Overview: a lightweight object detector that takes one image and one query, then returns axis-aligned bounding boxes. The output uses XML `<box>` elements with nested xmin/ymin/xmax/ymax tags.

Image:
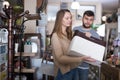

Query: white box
<box><xmin>68</xmin><ymin>32</ymin><xmax>106</xmax><ymax>62</ymax></box>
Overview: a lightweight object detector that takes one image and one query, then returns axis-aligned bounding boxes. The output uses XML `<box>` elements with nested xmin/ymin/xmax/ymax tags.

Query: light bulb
<box><xmin>3</xmin><ymin>1</ymin><xmax>10</xmax><ymax>8</ymax></box>
<box><xmin>71</xmin><ymin>1</ymin><xmax>80</xmax><ymax>9</ymax></box>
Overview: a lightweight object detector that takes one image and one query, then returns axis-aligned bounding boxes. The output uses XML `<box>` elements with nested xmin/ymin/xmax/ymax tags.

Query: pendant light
<box><xmin>3</xmin><ymin>0</ymin><xmax>10</xmax><ymax>8</ymax></box>
<box><xmin>71</xmin><ymin>0</ymin><xmax>80</xmax><ymax>9</ymax></box>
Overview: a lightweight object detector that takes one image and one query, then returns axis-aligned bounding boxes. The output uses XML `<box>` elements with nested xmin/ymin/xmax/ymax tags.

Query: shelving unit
<box><xmin>15</xmin><ymin>52</ymin><xmax>37</xmax><ymax>57</ymax></box>
<box><xmin>14</xmin><ymin>51</ymin><xmax>38</xmax><ymax>80</ymax></box>
<box><xmin>13</xmin><ymin>33</ymin><xmax>41</xmax><ymax>80</ymax></box>
<box><xmin>14</xmin><ymin>68</ymin><xmax>36</xmax><ymax>73</ymax></box>
<box><xmin>0</xmin><ymin>2</ymin><xmax>41</xmax><ymax>79</ymax></box>
<box><xmin>0</xmin><ymin>44</ymin><xmax>8</xmax><ymax>80</ymax></box>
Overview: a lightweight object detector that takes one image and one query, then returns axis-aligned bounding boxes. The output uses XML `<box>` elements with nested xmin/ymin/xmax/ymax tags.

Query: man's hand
<box><xmin>85</xmin><ymin>32</ymin><xmax>91</xmax><ymax>38</ymax></box>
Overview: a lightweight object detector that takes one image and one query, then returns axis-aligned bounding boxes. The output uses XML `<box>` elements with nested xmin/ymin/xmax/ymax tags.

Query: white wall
<box><xmin>79</xmin><ymin>2</ymin><xmax>102</xmax><ymax>24</ymax></box>
<box><xmin>24</xmin><ymin>0</ymin><xmax>37</xmax><ymax>33</ymax></box>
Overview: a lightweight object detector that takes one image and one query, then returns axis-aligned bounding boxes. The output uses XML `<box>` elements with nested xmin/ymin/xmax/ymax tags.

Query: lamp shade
<box><xmin>71</xmin><ymin>1</ymin><xmax>80</xmax><ymax>9</ymax></box>
<box><xmin>102</xmin><ymin>16</ymin><xmax>107</xmax><ymax>22</ymax></box>
<box><xmin>3</xmin><ymin>1</ymin><xmax>10</xmax><ymax>8</ymax></box>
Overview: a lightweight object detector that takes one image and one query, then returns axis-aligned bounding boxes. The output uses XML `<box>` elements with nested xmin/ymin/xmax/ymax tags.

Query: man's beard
<box><xmin>83</xmin><ymin>23</ymin><xmax>91</xmax><ymax>28</ymax></box>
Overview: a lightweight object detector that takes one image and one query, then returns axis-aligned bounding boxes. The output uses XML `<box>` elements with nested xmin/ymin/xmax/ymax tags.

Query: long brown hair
<box><xmin>51</xmin><ymin>9</ymin><xmax>72</xmax><ymax>40</ymax></box>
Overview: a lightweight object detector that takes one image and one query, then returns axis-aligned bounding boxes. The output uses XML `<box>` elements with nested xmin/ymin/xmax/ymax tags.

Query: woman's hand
<box><xmin>82</xmin><ymin>56</ymin><xmax>96</xmax><ymax>62</ymax></box>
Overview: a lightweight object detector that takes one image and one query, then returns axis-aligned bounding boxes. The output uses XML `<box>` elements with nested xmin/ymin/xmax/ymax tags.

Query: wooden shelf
<box><xmin>15</xmin><ymin>52</ymin><xmax>37</xmax><ymax>56</ymax></box>
<box><xmin>14</xmin><ymin>68</ymin><xmax>36</xmax><ymax>73</ymax></box>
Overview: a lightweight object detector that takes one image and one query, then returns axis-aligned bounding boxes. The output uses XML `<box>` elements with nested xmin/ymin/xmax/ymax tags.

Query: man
<box><xmin>73</xmin><ymin>10</ymin><xmax>101</xmax><ymax>39</ymax></box>
<box><xmin>73</xmin><ymin>10</ymin><xmax>101</xmax><ymax>80</ymax></box>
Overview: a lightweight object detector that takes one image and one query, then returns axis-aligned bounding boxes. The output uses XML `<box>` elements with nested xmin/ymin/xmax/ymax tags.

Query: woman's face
<box><xmin>62</xmin><ymin>12</ymin><xmax>72</xmax><ymax>27</ymax></box>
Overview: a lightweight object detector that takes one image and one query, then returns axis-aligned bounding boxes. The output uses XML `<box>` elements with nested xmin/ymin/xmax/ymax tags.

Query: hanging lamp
<box><xmin>3</xmin><ymin>0</ymin><xmax>10</xmax><ymax>8</ymax></box>
<box><xmin>71</xmin><ymin>0</ymin><xmax>80</xmax><ymax>9</ymax></box>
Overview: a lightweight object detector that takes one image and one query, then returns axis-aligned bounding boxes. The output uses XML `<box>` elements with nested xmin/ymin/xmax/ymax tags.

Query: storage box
<box><xmin>68</xmin><ymin>31</ymin><xmax>106</xmax><ymax>61</ymax></box>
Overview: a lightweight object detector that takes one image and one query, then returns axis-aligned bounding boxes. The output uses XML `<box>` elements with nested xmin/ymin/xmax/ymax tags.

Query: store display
<box><xmin>0</xmin><ymin>44</ymin><xmax>7</xmax><ymax>80</ymax></box>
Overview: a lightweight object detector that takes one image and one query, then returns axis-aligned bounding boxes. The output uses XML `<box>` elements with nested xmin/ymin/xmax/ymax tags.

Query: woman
<box><xmin>51</xmin><ymin>9</ymin><xmax>94</xmax><ymax>80</ymax></box>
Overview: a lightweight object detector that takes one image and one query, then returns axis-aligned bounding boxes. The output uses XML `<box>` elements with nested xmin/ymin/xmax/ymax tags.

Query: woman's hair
<box><xmin>51</xmin><ymin>9</ymin><xmax>72</xmax><ymax>40</ymax></box>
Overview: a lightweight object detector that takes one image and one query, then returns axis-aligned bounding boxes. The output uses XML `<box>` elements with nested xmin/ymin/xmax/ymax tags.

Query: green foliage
<box><xmin>13</xmin><ymin>5</ymin><xmax>23</xmax><ymax>13</ymax></box>
<box><xmin>7</xmin><ymin>0</ymin><xmax>23</xmax><ymax>6</ymax></box>
<box><xmin>6</xmin><ymin>0</ymin><xmax>24</xmax><ymax>13</ymax></box>
<box><xmin>91</xmin><ymin>24</ymin><xmax>101</xmax><ymax>30</ymax></box>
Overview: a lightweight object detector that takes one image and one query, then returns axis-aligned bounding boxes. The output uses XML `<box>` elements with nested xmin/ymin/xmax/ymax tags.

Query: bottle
<box><xmin>15</xmin><ymin>75</ymin><xmax>19</xmax><ymax>80</ymax></box>
<box><xmin>15</xmin><ymin>43</ymin><xmax>19</xmax><ymax>53</ymax></box>
<box><xmin>24</xmin><ymin>40</ymin><xmax>32</xmax><ymax>53</ymax></box>
<box><xmin>0</xmin><ymin>28</ymin><xmax>8</xmax><ymax>43</ymax></box>
<box><xmin>22</xmin><ymin>75</ymin><xmax>27</xmax><ymax>80</ymax></box>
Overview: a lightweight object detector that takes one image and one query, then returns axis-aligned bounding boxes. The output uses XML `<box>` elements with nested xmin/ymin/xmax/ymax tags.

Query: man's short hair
<box><xmin>83</xmin><ymin>10</ymin><xmax>94</xmax><ymax>17</ymax></box>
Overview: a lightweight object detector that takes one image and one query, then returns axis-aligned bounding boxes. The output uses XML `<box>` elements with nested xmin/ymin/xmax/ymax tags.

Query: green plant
<box><xmin>6</xmin><ymin>0</ymin><xmax>24</xmax><ymax>13</ymax></box>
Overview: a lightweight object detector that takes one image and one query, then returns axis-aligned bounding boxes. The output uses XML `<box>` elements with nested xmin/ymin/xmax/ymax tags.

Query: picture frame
<box><xmin>76</xmin><ymin>5</ymin><xmax>96</xmax><ymax>20</ymax></box>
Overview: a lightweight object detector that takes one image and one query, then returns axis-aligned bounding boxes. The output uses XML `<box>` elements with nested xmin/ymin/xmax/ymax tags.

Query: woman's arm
<box><xmin>51</xmin><ymin>33</ymin><xmax>91</xmax><ymax>64</ymax></box>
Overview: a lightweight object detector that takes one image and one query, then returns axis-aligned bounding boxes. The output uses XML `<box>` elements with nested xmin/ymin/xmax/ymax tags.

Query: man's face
<box><xmin>82</xmin><ymin>15</ymin><xmax>94</xmax><ymax>28</ymax></box>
